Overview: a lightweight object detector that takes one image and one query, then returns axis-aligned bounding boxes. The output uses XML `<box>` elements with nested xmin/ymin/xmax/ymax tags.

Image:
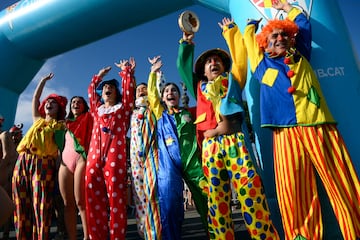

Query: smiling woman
<box><xmin>12</xmin><ymin>73</ymin><xmax>67</xmax><ymax>239</ymax></box>
<box><xmin>147</xmin><ymin>55</ymin><xmax>208</xmax><ymax>239</ymax></box>
<box><xmin>58</xmin><ymin>95</ymin><xmax>93</xmax><ymax>240</ymax></box>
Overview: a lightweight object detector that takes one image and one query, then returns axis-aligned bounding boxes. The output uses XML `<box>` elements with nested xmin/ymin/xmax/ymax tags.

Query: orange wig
<box><xmin>256</xmin><ymin>19</ymin><xmax>299</xmax><ymax>50</ymax></box>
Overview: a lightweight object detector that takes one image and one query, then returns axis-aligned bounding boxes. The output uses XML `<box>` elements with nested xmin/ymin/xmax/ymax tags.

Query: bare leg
<box><xmin>74</xmin><ymin>156</ymin><xmax>88</xmax><ymax>239</ymax></box>
<box><xmin>58</xmin><ymin>164</ymin><xmax>77</xmax><ymax>240</ymax></box>
<box><xmin>0</xmin><ymin>185</ymin><xmax>14</xmax><ymax>240</ymax></box>
<box><xmin>1</xmin><ymin>185</ymin><xmax>14</xmax><ymax>240</ymax></box>
<box><xmin>187</xmin><ymin>190</ymin><xmax>193</xmax><ymax>206</ymax></box>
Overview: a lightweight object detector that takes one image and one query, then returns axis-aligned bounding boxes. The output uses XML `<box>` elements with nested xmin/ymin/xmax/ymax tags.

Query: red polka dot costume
<box><xmin>85</xmin><ymin>67</ymin><xmax>135</xmax><ymax>240</ymax></box>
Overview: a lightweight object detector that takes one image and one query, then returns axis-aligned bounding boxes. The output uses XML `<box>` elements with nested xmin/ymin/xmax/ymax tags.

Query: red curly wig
<box><xmin>256</xmin><ymin>19</ymin><xmax>299</xmax><ymax>50</ymax></box>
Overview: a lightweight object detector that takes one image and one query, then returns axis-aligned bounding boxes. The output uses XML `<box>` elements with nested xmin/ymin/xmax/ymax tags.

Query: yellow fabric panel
<box><xmin>16</xmin><ymin>118</ymin><xmax>63</xmax><ymax>158</ymax></box>
<box><xmin>194</xmin><ymin>112</ymin><xmax>206</xmax><ymax>124</ymax></box>
<box><xmin>262</xmin><ymin>68</ymin><xmax>278</xmax><ymax>87</ymax></box>
<box><xmin>202</xmin><ymin>75</ymin><xmax>228</xmax><ymax>123</ymax></box>
<box><xmin>222</xmin><ymin>24</ymin><xmax>247</xmax><ymax>89</ymax></box>
<box><xmin>287</xmin><ymin>7</ymin><xmax>302</xmax><ymax>21</ymax></box>
<box><xmin>243</xmin><ymin>24</ymin><xmax>264</xmax><ymax>73</ymax></box>
<box><xmin>147</xmin><ymin>71</ymin><xmax>164</xmax><ymax>120</ymax></box>
<box><xmin>290</xmin><ymin>59</ymin><xmax>335</xmax><ymax>124</ymax></box>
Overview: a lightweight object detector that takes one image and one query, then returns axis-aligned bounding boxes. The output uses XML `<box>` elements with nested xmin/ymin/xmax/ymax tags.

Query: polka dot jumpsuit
<box><xmin>85</xmin><ymin>68</ymin><xmax>134</xmax><ymax>240</ymax></box>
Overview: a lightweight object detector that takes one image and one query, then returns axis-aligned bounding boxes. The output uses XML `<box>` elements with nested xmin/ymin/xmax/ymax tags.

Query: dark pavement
<box><xmin>126</xmin><ymin>207</ymin><xmax>251</xmax><ymax>240</ymax></box>
<box><xmin>0</xmin><ymin>207</ymin><xmax>251</xmax><ymax>240</ymax></box>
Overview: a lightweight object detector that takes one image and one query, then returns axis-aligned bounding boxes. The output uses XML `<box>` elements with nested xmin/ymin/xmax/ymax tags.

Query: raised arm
<box><xmin>147</xmin><ymin>56</ymin><xmax>164</xmax><ymax>120</ymax></box>
<box><xmin>32</xmin><ymin>73</ymin><xmax>53</xmax><ymax>122</ymax></box>
<box><xmin>115</xmin><ymin>57</ymin><xmax>136</xmax><ymax>123</ymax></box>
<box><xmin>219</xmin><ymin>17</ymin><xmax>248</xmax><ymax>89</ymax></box>
<box><xmin>176</xmin><ymin>32</ymin><xmax>197</xmax><ymax>99</ymax></box>
<box><xmin>273</xmin><ymin>0</ymin><xmax>312</xmax><ymax>59</ymax></box>
<box><xmin>243</xmin><ymin>18</ymin><xmax>264</xmax><ymax>74</ymax></box>
<box><xmin>88</xmin><ymin>66</ymin><xmax>111</xmax><ymax>113</ymax></box>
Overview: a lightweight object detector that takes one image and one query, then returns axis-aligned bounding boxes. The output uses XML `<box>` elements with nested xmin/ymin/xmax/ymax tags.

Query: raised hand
<box><xmin>97</xmin><ymin>66</ymin><xmax>111</xmax><ymax>78</ymax></box>
<box><xmin>182</xmin><ymin>32</ymin><xmax>194</xmax><ymax>43</ymax></box>
<box><xmin>128</xmin><ymin>57</ymin><xmax>136</xmax><ymax>73</ymax></box>
<box><xmin>41</xmin><ymin>72</ymin><xmax>54</xmax><ymax>81</ymax></box>
<box><xmin>148</xmin><ymin>55</ymin><xmax>161</xmax><ymax>65</ymax></box>
<box><xmin>218</xmin><ymin>17</ymin><xmax>234</xmax><ymax>29</ymax></box>
<box><xmin>114</xmin><ymin>59</ymin><xmax>130</xmax><ymax>71</ymax></box>
<box><xmin>272</xmin><ymin>0</ymin><xmax>292</xmax><ymax>12</ymax></box>
<box><xmin>148</xmin><ymin>56</ymin><xmax>162</xmax><ymax>73</ymax></box>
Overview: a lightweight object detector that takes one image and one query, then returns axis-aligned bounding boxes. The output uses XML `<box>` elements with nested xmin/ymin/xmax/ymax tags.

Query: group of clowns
<box><xmin>6</xmin><ymin>1</ymin><xmax>360</xmax><ymax>240</ymax></box>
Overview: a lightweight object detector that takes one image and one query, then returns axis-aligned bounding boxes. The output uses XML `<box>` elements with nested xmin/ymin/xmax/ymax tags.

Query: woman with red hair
<box><xmin>12</xmin><ymin>73</ymin><xmax>68</xmax><ymax>240</ymax></box>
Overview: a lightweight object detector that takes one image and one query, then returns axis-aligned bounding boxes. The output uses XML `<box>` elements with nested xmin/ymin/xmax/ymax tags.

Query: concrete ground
<box><xmin>0</xmin><ymin>207</ymin><xmax>251</xmax><ymax>240</ymax></box>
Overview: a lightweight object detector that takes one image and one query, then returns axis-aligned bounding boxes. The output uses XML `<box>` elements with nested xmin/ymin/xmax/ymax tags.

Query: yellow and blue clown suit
<box><xmin>146</xmin><ymin>71</ymin><xmax>208</xmax><ymax>240</ymax></box>
<box><xmin>243</xmin><ymin>7</ymin><xmax>360</xmax><ymax>240</ymax></box>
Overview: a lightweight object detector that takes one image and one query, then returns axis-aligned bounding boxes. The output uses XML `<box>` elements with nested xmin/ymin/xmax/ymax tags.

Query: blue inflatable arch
<box><xmin>0</xmin><ymin>0</ymin><xmax>358</xmax><ymax>238</ymax></box>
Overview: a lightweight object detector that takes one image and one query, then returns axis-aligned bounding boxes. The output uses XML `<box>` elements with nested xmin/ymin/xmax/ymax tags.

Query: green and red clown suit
<box><xmin>177</xmin><ymin>24</ymin><xmax>279</xmax><ymax>240</ymax></box>
<box><xmin>243</xmin><ymin>6</ymin><xmax>360</xmax><ymax>240</ymax></box>
<box><xmin>147</xmin><ymin>71</ymin><xmax>208</xmax><ymax>240</ymax></box>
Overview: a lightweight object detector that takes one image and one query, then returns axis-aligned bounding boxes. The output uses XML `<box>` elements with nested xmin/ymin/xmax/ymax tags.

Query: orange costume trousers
<box><xmin>273</xmin><ymin>124</ymin><xmax>360</xmax><ymax>240</ymax></box>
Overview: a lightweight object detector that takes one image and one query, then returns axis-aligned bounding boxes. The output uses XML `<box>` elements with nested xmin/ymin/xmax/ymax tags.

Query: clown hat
<box><xmin>38</xmin><ymin>93</ymin><xmax>68</xmax><ymax>120</ymax></box>
<box><xmin>95</xmin><ymin>79</ymin><xmax>119</xmax><ymax>97</ymax></box>
<box><xmin>9</xmin><ymin>123</ymin><xmax>23</xmax><ymax>133</ymax></box>
<box><xmin>194</xmin><ymin>48</ymin><xmax>231</xmax><ymax>79</ymax></box>
<box><xmin>96</xmin><ymin>79</ymin><xmax>122</xmax><ymax>103</ymax></box>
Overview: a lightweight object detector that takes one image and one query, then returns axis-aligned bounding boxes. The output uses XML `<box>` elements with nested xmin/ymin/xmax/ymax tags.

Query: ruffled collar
<box><xmin>97</xmin><ymin>103</ymin><xmax>122</xmax><ymax>116</ymax></box>
<box><xmin>135</xmin><ymin>96</ymin><xmax>149</xmax><ymax>108</ymax></box>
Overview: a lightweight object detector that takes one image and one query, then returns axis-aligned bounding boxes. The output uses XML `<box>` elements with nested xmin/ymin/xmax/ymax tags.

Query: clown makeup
<box><xmin>161</xmin><ymin>83</ymin><xmax>180</xmax><ymax>109</ymax></box>
<box><xmin>44</xmin><ymin>98</ymin><xmax>60</xmax><ymax>118</ymax></box>
<box><xmin>102</xmin><ymin>83</ymin><xmax>117</xmax><ymax>106</ymax></box>
<box><xmin>265</xmin><ymin>28</ymin><xmax>290</xmax><ymax>57</ymax></box>
<box><xmin>136</xmin><ymin>84</ymin><xmax>148</xmax><ymax>99</ymax></box>
<box><xmin>70</xmin><ymin>97</ymin><xmax>86</xmax><ymax>118</ymax></box>
<box><xmin>203</xmin><ymin>54</ymin><xmax>225</xmax><ymax>81</ymax></box>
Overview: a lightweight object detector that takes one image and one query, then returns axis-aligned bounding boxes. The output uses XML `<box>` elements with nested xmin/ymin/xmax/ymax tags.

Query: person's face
<box><xmin>265</xmin><ymin>28</ymin><xmax>290</xmax><ymax>56</ymax></box>
<box><xmin>136</xmin><ymin>84</ymin><xmax>147</xmax><ymax>99</ymax></box>
<box><xmin>102</xmin><ymin>83</ymin><xmax>117</xmax><ymax>104</ymax></box>
<box><xmin>162</xmin><ymin>84</ymin><xmax>179</xmax><ymax>108</ymax></box>
<box><xmin>71</xmin><ymin>97</ymin><xmax>85</xmax><ymax>117</ymax></box>
<box><xmin>203</xmin><ymin>54</ymin><xmax>225</xmax><ymax>81</ymax></box>
<box><xmin>44</xmin><ymin>98</ymin><xmax>59</xmax><ymax>117</ymax></box>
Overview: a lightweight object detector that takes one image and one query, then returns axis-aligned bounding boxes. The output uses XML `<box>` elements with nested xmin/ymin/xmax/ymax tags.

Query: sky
<box><xmin>0</xmin><ymin>1</ymin><xmax>359</xmax><ymax>132</ymax></box>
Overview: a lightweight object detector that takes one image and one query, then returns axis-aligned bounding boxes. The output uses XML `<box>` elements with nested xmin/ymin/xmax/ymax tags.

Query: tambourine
<box><xmin>178</xmin><ymin>10</ymin><xmax>200</xmax><ymax>34</ymax></box>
